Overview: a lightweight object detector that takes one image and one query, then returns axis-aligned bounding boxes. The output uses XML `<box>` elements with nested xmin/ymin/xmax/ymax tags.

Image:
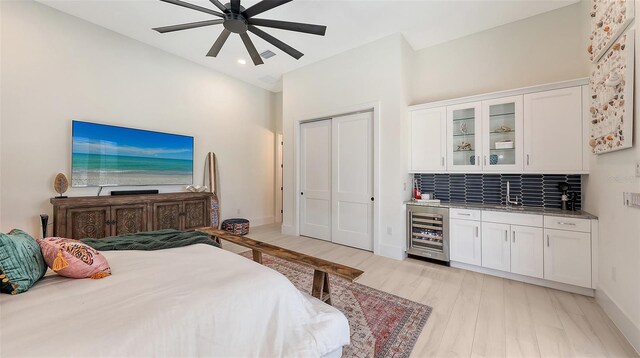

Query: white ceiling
<box><xmin>37</xmin><ymin>0</ymin><xmax>578</xmax><ymax>92</ymax></box>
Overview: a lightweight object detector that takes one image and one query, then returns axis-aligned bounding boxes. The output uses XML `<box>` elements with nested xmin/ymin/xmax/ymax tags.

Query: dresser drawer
<box><xmin>482</xmin><ymin>211</ymin><xmax>543</xmax><ymax>227</ymax></box>
<box><xmin>450</xmin><ymin>208</ymin><xmax>481</xmax><ymax>221</ymax></box>
<box><xmin>544</xmin><ymin>216</ymin><xmax>591</xmax><ymax>233</ymax></box>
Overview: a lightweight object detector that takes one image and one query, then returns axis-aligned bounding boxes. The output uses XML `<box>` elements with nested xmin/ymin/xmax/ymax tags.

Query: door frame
<box><xmin>293</xmin><ymin>101</ymin><xmax>380</xmax><ymax>254</ymax></box>
<box><xmin>275</xmin><ymin>134</ymin><xmax>283</xmax><ymax>223</ymax></box>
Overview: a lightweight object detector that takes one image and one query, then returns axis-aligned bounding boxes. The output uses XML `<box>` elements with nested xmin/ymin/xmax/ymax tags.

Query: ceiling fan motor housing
<box><xmin>223</xmin><ymin>12</ymin><xmax>248</xmax><ymax>33</ymax></box>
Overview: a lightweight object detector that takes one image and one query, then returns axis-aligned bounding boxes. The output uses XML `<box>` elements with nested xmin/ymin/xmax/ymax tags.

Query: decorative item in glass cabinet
<box><xmin>459</xmin><ymin>122</ymin><xmax>468</xmax><ymax>135</ymax></box>
<box><xmin>494</xmin><ymin>125</ymin><xmax>512</xmax><ymax>133</ymax></box>
<box><xmin>457</xmin><ymin>142</ymin><xmax>472</xmax><ymax>151</ymax></box>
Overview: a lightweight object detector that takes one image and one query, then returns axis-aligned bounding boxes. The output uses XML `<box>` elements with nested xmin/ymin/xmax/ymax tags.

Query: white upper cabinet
<box><xmin>408</xmin><ymin>79</ymin><xmax>589</xmax><ymax>174</ymax></box>
<box><xmin>409</xmin><ymin>107</ymin><xmax>447</xmax><ymax>172</ymax></box>
<box><xmin>481</xmin><ymin>96</ymin><xmax>524</xmax><ymax>172</ymax></box>
<box><xmin>524</xmin><ymin>87</ymin><xmax>584</xmax><ymax>173</ymax></box>
<box><xmin>447</xmin><ymin>102</ymin><xmax>482</xmax><ymax>172</ymax></box>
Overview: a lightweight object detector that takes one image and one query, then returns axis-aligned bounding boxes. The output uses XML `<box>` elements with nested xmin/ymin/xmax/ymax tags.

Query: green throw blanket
<box><xmin>82</xmin><ymin>229</ymin><xmax>219</xmax><ymax>251</ymax></box>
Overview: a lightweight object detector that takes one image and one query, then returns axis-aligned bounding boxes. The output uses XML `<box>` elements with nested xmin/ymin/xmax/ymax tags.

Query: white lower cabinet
<box><xmin>448</xmin><ymin>209</ymin><xmax>595</xmax><ymax>292</ymax></box>
<box><xmin>481</xmin><ymin>222</ymin><xmax>510</xmax><ymax>271</ymax></box>
<box><xmin>481</xmin><ymin>223</ymin><xmax>543</xmax><ymax>278</ymax></box>
<box><xmin>450</xmin><ymin>218</ymin><xmax>481</xmax><ymax>266</ymax></box>
<box><xmin>544</xmin><ymin>229</ymin><xmax>591</xmax><ymax>287</ymax></box>
<box><xmin>510</xmin><ymin>225</ymin><xmax>544</xmax><ymax>279</ymax></box>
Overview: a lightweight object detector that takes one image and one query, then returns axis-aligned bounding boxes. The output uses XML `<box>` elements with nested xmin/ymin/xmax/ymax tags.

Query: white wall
<box><xmin>411</xmin><ymin>1</ymin><xmax>590</xmax><ymax>104</ymax></box>
<box><xmin>281</xmin><ymin>3</ymin><xmax>591</xmax><ymax>260</ymax></box>
<box><xmin>585</xmin><ymin>4</ymin><xmax>640</xmax><ymax>351</ymax></box>
<box><xmin>282</xmin><ymin>34</ymin><xmax>412</xmax><ymax>259</ymax></box>
<box><xmin>0</xmin><ymin>1</ymin><xmax>277</xmax><ymax>236</ymax></box>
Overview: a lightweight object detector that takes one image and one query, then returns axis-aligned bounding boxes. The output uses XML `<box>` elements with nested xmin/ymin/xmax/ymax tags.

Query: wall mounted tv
<box><xmin>71</xmin><ymin>121</ymin><xmax>194</xmax><ymax>187</ymax></box>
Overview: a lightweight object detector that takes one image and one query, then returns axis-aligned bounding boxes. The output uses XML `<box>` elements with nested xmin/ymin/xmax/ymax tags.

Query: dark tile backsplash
<box><xmin>414</xmin><ymin>174</ymin><xmax>582</xmax><ymax>210</ymax></box>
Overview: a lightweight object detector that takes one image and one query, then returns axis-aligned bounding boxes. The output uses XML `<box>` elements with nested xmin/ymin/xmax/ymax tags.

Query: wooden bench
<box><xmin>197</xmin><ymin>228</ymin><xmax>364</xmax><ymax>305</ymax></box>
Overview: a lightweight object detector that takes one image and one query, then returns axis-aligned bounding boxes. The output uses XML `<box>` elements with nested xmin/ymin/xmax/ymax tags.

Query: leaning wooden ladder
<box><xmin>197</xmin><ymin>228</ymin><xmax>364</xmax><ymax>305</ymax></box>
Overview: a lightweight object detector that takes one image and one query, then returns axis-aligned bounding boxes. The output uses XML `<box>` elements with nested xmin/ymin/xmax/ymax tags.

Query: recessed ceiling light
<box><xmin>237</xmin><ymin>59</ymin><xmax>247</xmax><ymax>65</ymax></box>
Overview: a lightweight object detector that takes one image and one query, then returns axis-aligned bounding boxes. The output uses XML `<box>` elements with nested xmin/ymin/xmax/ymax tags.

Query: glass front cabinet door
<box><xmin>447</xmin><ymin>102</ymin><xmax>482</xmax><ymax>171</ymax></box>
<box><xmin>481</xmin><ymin>96</ymin><xmax>524</xmax><ymax>172</ymax></box>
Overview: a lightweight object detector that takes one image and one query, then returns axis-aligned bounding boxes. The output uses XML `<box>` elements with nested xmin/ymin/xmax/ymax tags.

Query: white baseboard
<box><xmin>247</xmin><ymin>216</ymin><xmax>274</xmax><ymax>227</ymax></box>
<box><xmin>596</xmin><ymin>288</ymin><xmax>640</xmax><ymax>354</ymax></box>
<box><xmin>376</xmin><ymin>243</ymin><xmax>405</xmax><ymax>260</ymax></box>
<box><xmin>281</xmin><ymin>224</ymin><xmax>296</xmax><ymax>236</ymax></box>
<box><xmin>451</xmin><ymin>261</ymin><xmax>596</xmax><ymax>297</ymax></box>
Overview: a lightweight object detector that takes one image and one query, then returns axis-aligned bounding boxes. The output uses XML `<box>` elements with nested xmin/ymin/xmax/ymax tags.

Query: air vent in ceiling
<box><xmin>260</xmin><ymin>50</ymin><xmax>276</xmax><ymax>59</ymax></box>
<box><xmin>259</xmin><ymin>75</ymin><xmax>279</xmax><ymax>84</ymax></box>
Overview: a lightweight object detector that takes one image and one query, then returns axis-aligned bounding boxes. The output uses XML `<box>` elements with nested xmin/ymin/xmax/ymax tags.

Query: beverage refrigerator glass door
<box><xmin>407</xmin><ymin>205</ymin><xmax>449</xmax><ymax>262</ymax></box>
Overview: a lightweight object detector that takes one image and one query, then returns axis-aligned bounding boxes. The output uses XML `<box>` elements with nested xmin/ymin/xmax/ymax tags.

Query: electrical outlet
<box><xmin>624</xmin><ymin>192</ymin><xmax>640</xmax><ymax>208</ymax></box>
<box><xmin>386</xmin><ymin>226</ymin><xmax>392</xmax><ymax>235</ymax></box>
<box><xmin>403</xmin><ymin>182</ymin><xmax>407</xmax><ymax>191</ymax></box>
<box><xmin>636</xmin><ymin>162</ymin><xmax>640</xmax><ymax>178</ymax></box>
<box><xmin>236</xmin><ymin>209</ymin><xmax>241</xmax><ymax>215</ymax></box>
<box><xmin>611</xmin><ymin>267</ymin><xmax>617</xmax><ymax>282</ymax></box>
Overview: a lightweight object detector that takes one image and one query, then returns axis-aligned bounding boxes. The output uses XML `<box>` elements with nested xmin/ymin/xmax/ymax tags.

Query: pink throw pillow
<box><xmin>37</xmin><ymin>238</ymin><xmax>111</xmax><ymax>279</ymax></box>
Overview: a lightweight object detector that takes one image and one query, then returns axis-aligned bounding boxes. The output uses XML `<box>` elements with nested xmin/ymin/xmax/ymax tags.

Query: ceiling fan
<box><xmin>153</xmin><ymin>0</ymin><xmax>327</xmax><ymax>65</ymax></box>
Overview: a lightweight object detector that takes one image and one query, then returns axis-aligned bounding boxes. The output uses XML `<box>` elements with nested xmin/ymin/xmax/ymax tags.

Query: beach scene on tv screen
<box><xmin>71</xmin><ymin>121</ymin><xmax>194</xmax><ymax>187</ymax></box>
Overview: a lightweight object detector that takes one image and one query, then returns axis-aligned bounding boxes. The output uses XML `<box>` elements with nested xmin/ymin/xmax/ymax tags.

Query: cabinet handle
<box><xmin>475</xmin><ymin>226</ymin><xmax>479</xmax><ymax>238</ymax></box>
<box><xmin>547</xmin><ymin>235</ymin><xmax>550</xmax><ymax>247</ymax></box>
<box><xmin>458</xmin><ymin>213</ymin><xmax>471</xmax><ymax>216</ymax></box>
<box><xmin>557</xmin><ymin>222</ymin><xmax>576</xmax><ymax>226</ymax></box>
<box><xmin>504</xmin><ymin>230</ymin><xmax>508</xmax><ymax>242</ymax></box>
<box><xmin>526</xmin><ymin>154</ymin><xmax>530</xmax><ymax>166</ymax></box>
<box><xmin>441</xmin><ymin>157</ymin><xmax>445</xmax><ymax>166</ymax></box>
<box><xmin>484</xmin><ymin>156</ymin><xmax>487</xmax><ymax>166</ymax></box>
<box><xmin>513</xmin><ymin>231</ymin><xmax>515</xmax><ymax>243</ymax></box>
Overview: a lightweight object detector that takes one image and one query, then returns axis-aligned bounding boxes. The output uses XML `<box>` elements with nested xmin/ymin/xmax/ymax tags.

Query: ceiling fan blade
<box><xmin>208</xmin><ymin>0</ymin><xmax>228</xmax><ymax>12</ymax></box>
<box><xmin>249</xmin><ymin>18</ymin><xmax>326</xmax><ymax>36</ymax></box>
<box><xmin>240</xmin><ymin>33</ymin><xmax>264</xmax><ymax>65</ymax></box>
<box><xmin>207</xmin><ymin>29</ymin><xmax>231</xmax><ymax>57</ymax></box>
<box><xmin>153</xmin><ymin>19</ymin><xmax>224</xmax><ymax>33</ymax></box>
<box><xmin>248</xmin><ymin>25</ymin><xmax>303</xmax><ymax>60</ymax></box>
<box><xmin>230</xmin><ymin>0</ymin><xmax>241</xmax><ymax>13</ymax></box>
<box><xmin>243</xmin><ymin>0</ymin><xmax>292</xmax><ymax>18</ymax></box>
<box><xmin>159</xmin><ymin>0</ymin><xmax>224</xmax><ymax>18</ymax></box>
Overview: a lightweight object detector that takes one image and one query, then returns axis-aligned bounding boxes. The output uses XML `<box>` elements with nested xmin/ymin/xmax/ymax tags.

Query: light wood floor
<box><xmin>222</xmin><ymin>224</ymin><xmax>638</xmax><ymax>358</ymax></box>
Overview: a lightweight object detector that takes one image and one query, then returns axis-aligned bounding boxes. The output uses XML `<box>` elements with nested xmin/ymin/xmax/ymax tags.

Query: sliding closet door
<box><xmin>331</xmin><ymin>112</ymin><xmax>373</xmax><ymax>250</ymax></box>
<box><xmin>299</xmin><ymin>120</ymin><xmax>332</xmax><ymax>241</ymax></box>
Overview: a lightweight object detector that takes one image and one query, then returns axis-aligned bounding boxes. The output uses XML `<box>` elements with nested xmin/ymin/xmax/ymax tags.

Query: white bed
<box><xmin>0</xmin><ymin>244</ymin><xmax>350</xmax><ymax>357</ymax></box>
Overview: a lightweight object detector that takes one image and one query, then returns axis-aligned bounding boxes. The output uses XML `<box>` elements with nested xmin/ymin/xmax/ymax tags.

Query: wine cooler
<box><xmin>407</xmin><ymin>205</ymin><xmax>449</xmax><ymax>262</ymax></box>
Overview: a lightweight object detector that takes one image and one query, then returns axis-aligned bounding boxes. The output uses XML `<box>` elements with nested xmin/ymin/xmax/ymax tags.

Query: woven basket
<box><xmin>221</xmin><ymin>218</ymin><xmax>250</xmax><ymax>235</ymax></box>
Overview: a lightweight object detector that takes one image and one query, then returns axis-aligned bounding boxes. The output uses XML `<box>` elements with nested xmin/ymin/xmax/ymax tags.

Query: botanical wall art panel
<box><xmin>589</xmin><ymin>28</ymin><xmax>635</xmax><ymax>154</ymax></box>
<box><xmin>589</xmin><ymin>0</ymin><xmax>635</xmax><ymax>62</ymax></box>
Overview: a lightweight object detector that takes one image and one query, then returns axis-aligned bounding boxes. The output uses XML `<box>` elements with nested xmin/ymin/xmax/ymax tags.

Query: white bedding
<box><xmin>0</xmin><ymin>244</ymin><xmax>350</xmax><ymax>357</ymax></box>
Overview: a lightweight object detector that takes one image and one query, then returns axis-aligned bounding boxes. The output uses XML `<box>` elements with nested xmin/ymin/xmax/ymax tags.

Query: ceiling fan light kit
<box><xmin>153</xmin><ymin>0</ymin><xmax>327</xmax><ymax>65</ymax></box>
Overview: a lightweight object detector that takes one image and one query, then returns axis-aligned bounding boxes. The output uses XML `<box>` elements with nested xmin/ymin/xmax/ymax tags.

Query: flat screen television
<box><xmin>71</xmin><ymin>121</ymin><xmax>194</xmax><ymax>187</ymax></box>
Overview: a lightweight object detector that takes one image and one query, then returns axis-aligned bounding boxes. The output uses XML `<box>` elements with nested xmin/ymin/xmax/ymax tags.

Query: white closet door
<box><xmin>300</xmin><ymin>120</ymin><xmax>332</xmax><ymax>241</ymax></box>
<box><xmin>331</xmin><ymin>112</ymin><xmax>373</xmax><ymax>250</ymax></box>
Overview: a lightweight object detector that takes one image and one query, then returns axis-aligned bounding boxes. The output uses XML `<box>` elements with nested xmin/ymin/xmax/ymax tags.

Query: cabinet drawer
<box><xmin>544</xmin><ymin>216</ymin><xmax>591</xmax><ymax>233</ymax></box>
<box><xmin>450</xmin><ymin>208</ymin><xmax>481</xmax><ymax>221</ymax></box>
<box><xmin>482</xmin><ymin>210</ymin><xmax>543</xmax><ymax>227</ymax></box>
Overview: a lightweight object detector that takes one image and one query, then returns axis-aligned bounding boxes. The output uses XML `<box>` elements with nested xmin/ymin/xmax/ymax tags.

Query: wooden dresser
<box><xmin>51</xmin><ymin>192</ymin><xmax>213</xmax><ymax>240</ymax></box>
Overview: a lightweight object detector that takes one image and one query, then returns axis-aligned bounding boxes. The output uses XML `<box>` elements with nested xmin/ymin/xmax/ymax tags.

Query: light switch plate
<box><xmin>624</xmin><ymin>192</ymin><xmax>640</xmax><ymax>209</ymax></box>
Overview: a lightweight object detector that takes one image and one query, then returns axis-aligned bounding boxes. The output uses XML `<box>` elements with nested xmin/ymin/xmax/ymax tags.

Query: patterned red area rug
<box><xmin>241</xmin><ymin>252</ymin><xmax>432</xmax><ymax>358</ymax></box>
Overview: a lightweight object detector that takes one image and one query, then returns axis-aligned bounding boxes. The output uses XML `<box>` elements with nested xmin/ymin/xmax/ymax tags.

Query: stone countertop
<box><xmin>404</xmin><ymin>201</ymin><xmax>598</xmax><ymax>220</ymax></box>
